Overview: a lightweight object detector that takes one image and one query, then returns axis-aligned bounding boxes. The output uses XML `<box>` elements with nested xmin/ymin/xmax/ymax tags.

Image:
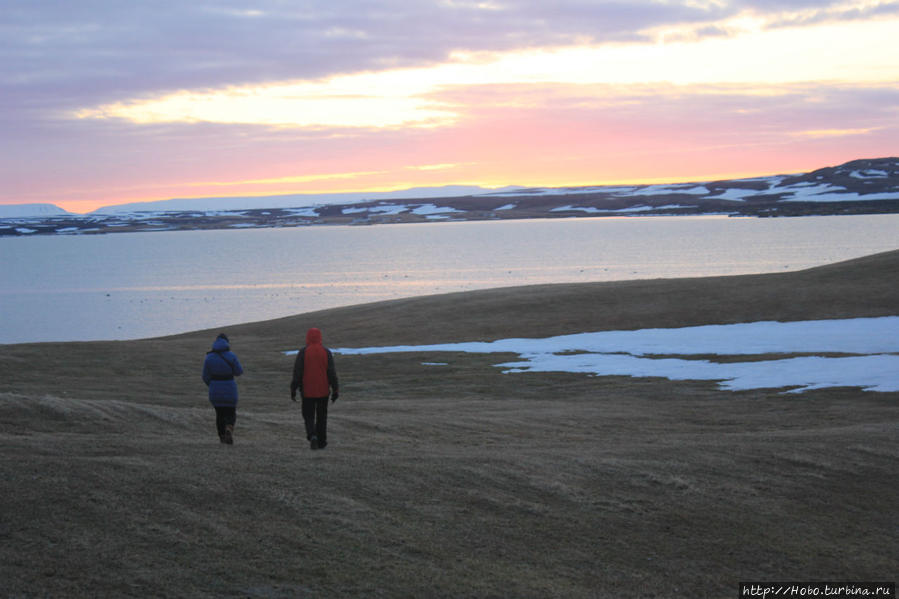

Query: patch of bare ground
<box><xmin>1</xmin><ymin>250</ymin><xmax>897</xmax><ymax>597</ymax></box>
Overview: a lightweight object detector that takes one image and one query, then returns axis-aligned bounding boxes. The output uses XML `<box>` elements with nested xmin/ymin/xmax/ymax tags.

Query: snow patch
<box><xmin>326</xmin><ymin>317</ymin><xmax>899</xmax><ymax>393</ymax></box>
<box><xmin>366</xmin><ymin>204</ymin><xmax>408</xmax><ymax>215</ymax></box>
<box><xmin>483</xmin><ymin>186</ymin><xmax>634</xmax><ymax>197</ymax></box>
<box><xmin>550</xmin><ymin>204</ymin><xmax>691</xmax><ymax>214</ymax></box>
<box><xmin>782</xmin><ymin>191</ymin><xmax>898</xmax><ymax>203</ymax></box>
<box><xmin>850</xmin><ymin>169</ymin><xmax>888</xmax><ymax>179</ymax></box>
<box><xmin>710</xmin><ymin>189</ymin><xmax>754</xmax><ymax>201</ymax></box>
<box><xmin>550</xmin><ymin>205</ymin><xmax>605</xmax><ymax>213</ymax></box>
<box><xmin>412</xmin><ymin>204</ymin><xmax>459</xmax><ymax>216</ymax></box>
<box><xmin>282</xmin><ymin>207</ymin><xmax>319</xmax><ymax>217</ymax></box>
<box><xmin>628</xmin><ymin>185</ymin><xmax>710</xmax><ymax>196</ymax></box>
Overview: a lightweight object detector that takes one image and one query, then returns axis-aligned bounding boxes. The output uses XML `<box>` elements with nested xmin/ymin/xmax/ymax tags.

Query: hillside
<box><xmin>1</xmin><ymin>157</ymin><xmax>897</xmax><ymax>236</ymax></box>
<box><xmin>0</xmin><ymin>251</ymin><xmax>897</xmax><ymax>597</ymax></box>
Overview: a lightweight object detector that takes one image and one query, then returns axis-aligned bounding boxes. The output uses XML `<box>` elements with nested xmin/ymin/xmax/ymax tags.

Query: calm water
<box><xmin>2</xmin><ymin>215</ymin><xmax>897</xmax><ymax>344</ymax></box>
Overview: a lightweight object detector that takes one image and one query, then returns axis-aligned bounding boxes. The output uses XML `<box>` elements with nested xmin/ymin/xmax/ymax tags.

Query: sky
<box><xmin>2</xmin><ymin>1</ymin><xmax>898</xmax><ymax>213</ymax></box>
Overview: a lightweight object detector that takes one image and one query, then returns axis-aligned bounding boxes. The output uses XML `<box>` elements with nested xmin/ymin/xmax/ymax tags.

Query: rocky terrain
<box><xmin>2</xmin><ymin>157</ymin><xmax>897</xmax><ymax>237</ymax></box>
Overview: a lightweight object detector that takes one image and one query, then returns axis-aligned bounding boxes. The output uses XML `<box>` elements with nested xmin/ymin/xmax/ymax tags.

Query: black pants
<box><xmin>302</xmin><ymin>397</ymin><xmax>328</xmax><ymax>445</ymax></box>
<box><xmin>214</xmin><ymin>406</ymin><xmax>236</xmax><ymax>437</ymax></box>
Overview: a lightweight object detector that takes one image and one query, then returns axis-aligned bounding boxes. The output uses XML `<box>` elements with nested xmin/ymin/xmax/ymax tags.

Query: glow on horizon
<box><xmin>75</xmin><ymin>17</ymin><xmax>899</xmax><ymax>130</ymax></box>
<box><xmin>792</xmin><ymin>128</ymin><xmax>880</xmax><ymax>138</ymax></box>
<box><xmin>51</xmin><ymin>164</ymin><xmax>788</xmax><ymax>215</ymax></box>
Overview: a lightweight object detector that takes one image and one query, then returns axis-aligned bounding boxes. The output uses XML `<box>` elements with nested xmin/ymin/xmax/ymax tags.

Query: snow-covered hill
<box><xmin>0</xmin><ymin>203</ymin><xmax>71</xmax><ymax>218</ymax></box>
<box><xmin>482</xmin><ymin>157</ymin><xmax>899</xmax><ymax>206</ymax></box>
<box><xmin>88</xmin><ymin>185</ymin><xmax>520</xmax><ymax>215</ymax></box>
<box><xmin>1</xmin><ymin>158</ymin><xmax>896</xmax><ymax>236</ymax></box>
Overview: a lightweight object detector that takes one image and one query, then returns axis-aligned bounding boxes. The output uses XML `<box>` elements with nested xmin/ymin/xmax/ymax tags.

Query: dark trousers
<box><xmin>302</xmin><ymin>397</ymin><xmax>328</xmax><ymax>445</ymax></box>
<box><xmin>214</xmin><ymin>406</ymin><xmax>236</xmax><ymax>437</ymax></box>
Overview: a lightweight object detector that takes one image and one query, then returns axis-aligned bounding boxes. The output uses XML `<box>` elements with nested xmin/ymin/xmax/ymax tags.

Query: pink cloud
<box><xmin>3</xmin><ymin>82</ymin><xmax>896</xmax><ymax>212</ymax></box>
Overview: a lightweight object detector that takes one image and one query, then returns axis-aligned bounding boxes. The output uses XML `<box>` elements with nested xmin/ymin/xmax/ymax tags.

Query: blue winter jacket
<box><xmin>202</xmin><ymin>336</ymin><xmax>243</xmax><ymax>407</ymax></box>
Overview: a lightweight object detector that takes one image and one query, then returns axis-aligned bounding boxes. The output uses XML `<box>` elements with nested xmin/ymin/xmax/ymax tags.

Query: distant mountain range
<box><xmin>2</xmin><ymin>157</ymin><xmax>896</xmax><ymax>236</ymax></box>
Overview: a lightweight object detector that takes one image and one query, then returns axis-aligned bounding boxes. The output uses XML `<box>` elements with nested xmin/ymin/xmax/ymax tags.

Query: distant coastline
<box><xmin>2</xmin><ymin>157</ymin><xmax>896</xmax><ymax>237</ymax></box>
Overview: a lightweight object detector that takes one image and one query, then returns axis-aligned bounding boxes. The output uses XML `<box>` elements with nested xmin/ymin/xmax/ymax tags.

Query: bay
<box><xmin>1</xmin><ymin>214</ymin><xmax>897</xmax><ymax>344</ymax></box>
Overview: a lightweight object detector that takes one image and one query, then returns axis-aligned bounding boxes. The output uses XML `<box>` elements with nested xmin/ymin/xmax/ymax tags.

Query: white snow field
<box><xmin>411</xmin><ymin>204</ymin><xmax>460</xmax><ymax>216</ymax></box>
<box><xmin>0</xmin><ymin>204</ymin><xmax>71</xmax><ymax>218</ymax></box>
<box><xmin>324</xmin><ymin>317</ymin><xmax>899</xmax><ymax>393</ymax></box>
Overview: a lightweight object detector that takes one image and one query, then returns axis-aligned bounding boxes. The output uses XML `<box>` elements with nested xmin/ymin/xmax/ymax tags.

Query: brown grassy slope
<box><xmin>0</xmin><ymin>250</ymin><xmax>897</xmax><ymax>598</ymax></box>
<box><xmin>216</xmin><ymin>246</ymin><xmax>899</xmax><ymax>347</ymax></box>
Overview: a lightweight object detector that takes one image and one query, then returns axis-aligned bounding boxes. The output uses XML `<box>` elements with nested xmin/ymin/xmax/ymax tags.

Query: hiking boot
<box><xmin>223</xmin><ymin>425</ymin><xmax>234</xmax><ymax>445</ymax></box>
<box><xmin>310</xmin><ymin>436</ymin><xmax>318</xmax><ymax>450</ymax></box>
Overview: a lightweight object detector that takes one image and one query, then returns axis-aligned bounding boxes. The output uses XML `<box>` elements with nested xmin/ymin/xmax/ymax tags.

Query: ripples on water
<box><xmin>1</xmin><ymin>215</ymin><xmax>897</xmax><ymax>343</ymax></box>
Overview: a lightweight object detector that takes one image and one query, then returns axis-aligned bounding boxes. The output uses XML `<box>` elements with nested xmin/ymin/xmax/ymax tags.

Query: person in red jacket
<box><xmin>291</xmin><ymin>327</ymin><xmax>339</xmax><ymax>450</ymax></box>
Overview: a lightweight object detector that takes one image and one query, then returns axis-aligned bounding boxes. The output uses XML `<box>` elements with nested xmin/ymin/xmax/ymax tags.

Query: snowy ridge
<box><xmin>88</xmin><ymin>185</ymin><xmax>515</xmax><ymax>215</ymax></box>
<box><xmin>0</xmin><ymin>203</ymin><xmax>71</xmax><ymax>218</ymax></box>
<box><xmin>484</xmin><ymin>158</ymin><xmax>898</xmax><ymax>204</ymax></box>
<box><xmin>1</xmin><ymin>158</ymin><xmax>896</xmax><ymax>236</ymax></box>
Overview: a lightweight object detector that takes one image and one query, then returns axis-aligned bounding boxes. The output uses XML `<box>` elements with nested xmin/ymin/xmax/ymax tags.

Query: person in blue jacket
<box><xmin>202</xmin><ymin>333</ymin><xmax>244</xmax><ymax>444</ymax></box>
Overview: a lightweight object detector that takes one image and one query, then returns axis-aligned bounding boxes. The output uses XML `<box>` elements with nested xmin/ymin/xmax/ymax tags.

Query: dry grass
<box><xmin>1</xmin><ymin>250</ymin><xmax>897</xmax><ymax>598</ymax></box>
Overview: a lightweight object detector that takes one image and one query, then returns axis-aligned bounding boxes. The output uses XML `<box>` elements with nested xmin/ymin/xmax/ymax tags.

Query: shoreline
<box><xmin>3</xmin><ymin>198</ymin><xmax>899</xmax><ymax>237</ymax></box>
<box><xmin>3</xmin><ymin>244</ymin><xmax>899</xmax><ymax>346</ymax></box>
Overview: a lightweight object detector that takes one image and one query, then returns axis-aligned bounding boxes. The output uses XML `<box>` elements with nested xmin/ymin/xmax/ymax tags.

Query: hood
<box><xmin>306</xmin><ymin>327</ymin><xmax>323</xmax><ymax>345</ymax></box>
<box><xmin>212</xmin><ymin>334</ymin><xmax>230</xmax><ymax>352</ymax></box>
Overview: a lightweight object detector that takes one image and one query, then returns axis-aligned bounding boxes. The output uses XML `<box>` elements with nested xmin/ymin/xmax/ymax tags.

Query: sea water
<box><xmin>1</xmin><ymin>214</ymin><xmax>897</xmax><ymax>343</ymax></box>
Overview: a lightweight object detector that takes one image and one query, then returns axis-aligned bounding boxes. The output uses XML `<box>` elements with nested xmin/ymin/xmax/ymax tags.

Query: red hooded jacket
<box><xmin>291</xmin><ymin>328</ymin><xmax>339</xmax><ymax>399</ymax></box>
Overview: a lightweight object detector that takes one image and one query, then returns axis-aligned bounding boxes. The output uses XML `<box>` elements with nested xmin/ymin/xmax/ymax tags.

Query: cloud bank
<box><xmin>2</xmin><ymin>1</ymin><xmax>898</xmax><ymax>211</ymax></box>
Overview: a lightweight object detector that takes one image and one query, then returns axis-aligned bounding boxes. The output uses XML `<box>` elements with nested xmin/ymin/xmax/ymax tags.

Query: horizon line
<box><xmin>3</xmin><ymin>156</ymin><xmax>895</xmax><ymax>215</ymax></box>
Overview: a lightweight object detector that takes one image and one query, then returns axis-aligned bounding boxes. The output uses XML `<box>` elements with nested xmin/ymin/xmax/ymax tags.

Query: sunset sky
<box><xmin>2</xmin><ymin>1</ymin><xmax>898</xmax><ymax>213</ymax></box>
